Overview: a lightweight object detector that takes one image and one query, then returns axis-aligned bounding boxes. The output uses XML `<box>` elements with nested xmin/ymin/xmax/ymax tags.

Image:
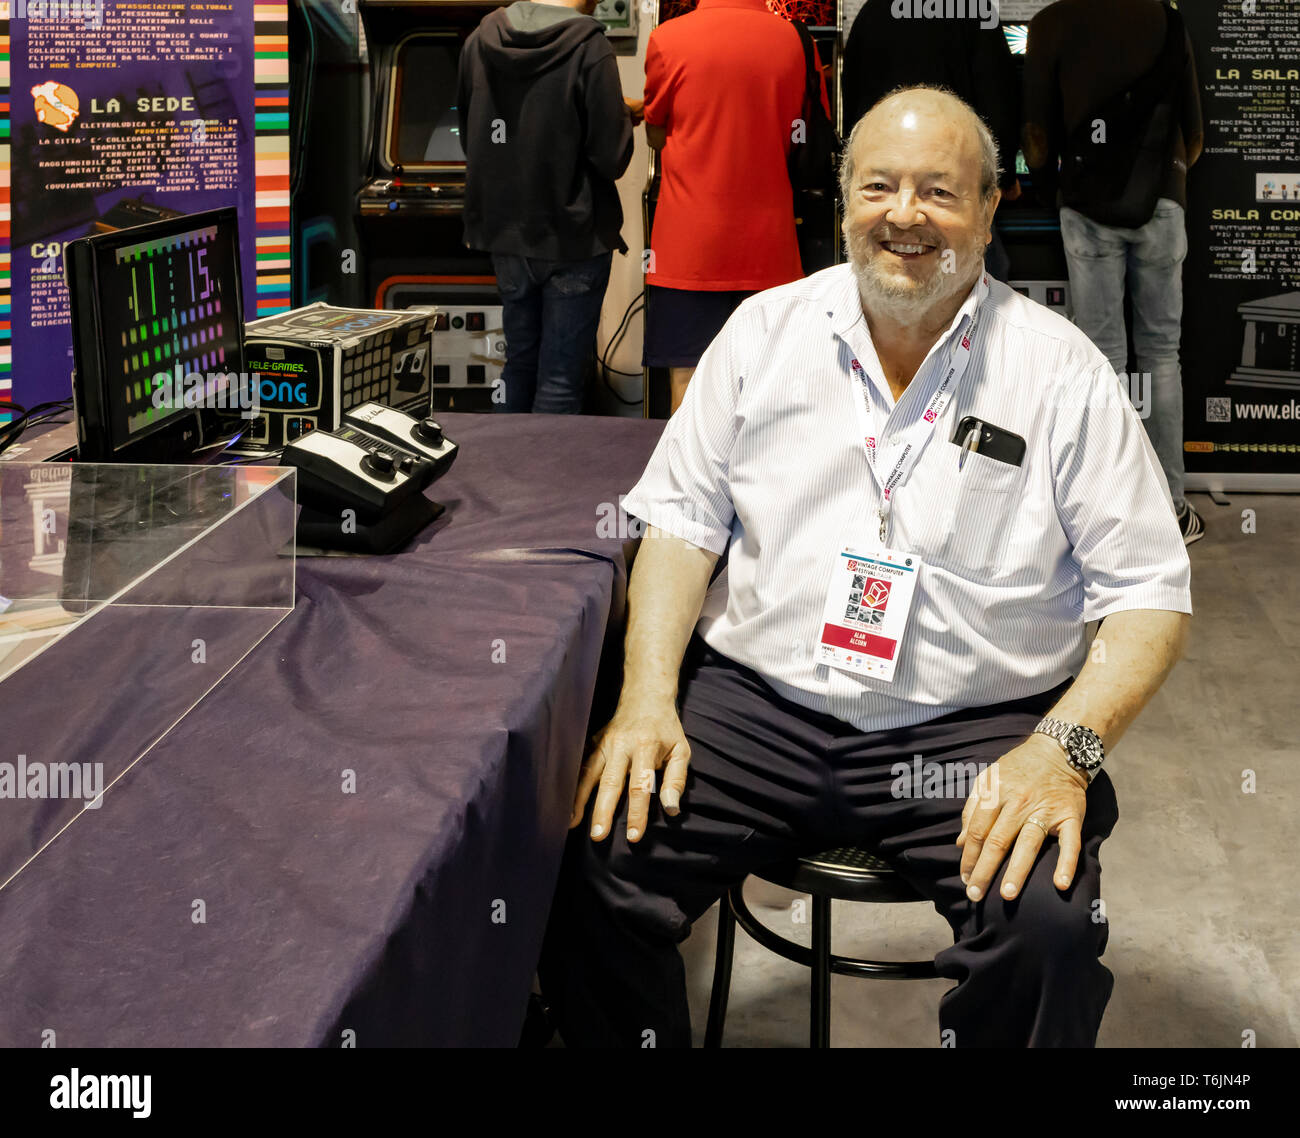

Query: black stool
<box><xmin>704</xmin><ymin>847</ymin><xmax>940</xmax><ymax>1048</ymax></box>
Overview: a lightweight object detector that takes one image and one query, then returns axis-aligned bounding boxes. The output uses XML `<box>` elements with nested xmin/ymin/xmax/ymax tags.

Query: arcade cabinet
<box><xmin>290</xmin><ymin>0</ymin><xmax>369</xmax><ymax>310</ymax></box>
<box><xmin>354</xmin><ymin>0</ymin><xmax>641</xmax><ymax>414</ymax></box>
<box><xmin>355</xmin><ymin>1</ymin><xmax>513</xmax><ymax>412</ymax></box>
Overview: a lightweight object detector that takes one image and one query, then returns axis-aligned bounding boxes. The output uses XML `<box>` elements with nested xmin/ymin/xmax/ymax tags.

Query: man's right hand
<box><xmin>569</xmin><ymin>700</ymin><xmax>691</xmax><ymax>844</ymax></box>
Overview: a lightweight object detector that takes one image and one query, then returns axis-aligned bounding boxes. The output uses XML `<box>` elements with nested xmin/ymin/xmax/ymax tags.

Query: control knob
<box><xmin>414</xmin><ymin>418</ymin><xmax>444</xmax><ymax>446</ymax></box>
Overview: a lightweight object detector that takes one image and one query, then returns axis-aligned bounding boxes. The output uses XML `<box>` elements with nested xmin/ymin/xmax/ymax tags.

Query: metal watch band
<box><xmin>1033</xmin><ymin>716</ymin><xmax>1102</xmax><ymax>781</ymax></box>
<box><xmin>1035</xmin><ymin>716</ymin><xmax>1071</xmax><ymax>745</ymax></box>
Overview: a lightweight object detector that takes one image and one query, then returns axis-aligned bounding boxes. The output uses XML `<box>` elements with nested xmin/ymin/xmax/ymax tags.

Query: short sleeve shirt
<box><xmin>621</xmin><ymin>265</ymin><xmax>1193</xmax><ymax>732</ymax></box>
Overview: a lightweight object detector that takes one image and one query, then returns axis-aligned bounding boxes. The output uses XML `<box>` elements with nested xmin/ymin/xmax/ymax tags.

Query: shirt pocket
<box><xmin>934</xmin><ymin>451</ymin><xmax>1026</xmax><ymax>576</ymax></box>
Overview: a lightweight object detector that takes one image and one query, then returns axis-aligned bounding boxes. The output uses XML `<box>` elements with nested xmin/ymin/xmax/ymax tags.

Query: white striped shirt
<box><xmin>621</xmin><ymin>263</ymin><xmax>1192</xmax><ymax>733</ymax></box>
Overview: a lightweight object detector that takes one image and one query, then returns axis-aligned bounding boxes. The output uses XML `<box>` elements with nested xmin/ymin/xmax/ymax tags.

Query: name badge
<box><xmin>817</xmin><ymin>546</ymin><xmax>921</xmax><ymax>683</ymax></box>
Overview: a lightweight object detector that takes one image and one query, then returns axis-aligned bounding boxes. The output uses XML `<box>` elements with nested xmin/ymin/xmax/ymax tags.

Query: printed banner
<box><xmin>1181</xmin><ymin>0</ymin><xmax>1300</xmax><ymax>481</ymax></box>
<box><xmin>0</xmin><ymin>0</ymin><xmax>289</xmax><ymax>417</ymax></box>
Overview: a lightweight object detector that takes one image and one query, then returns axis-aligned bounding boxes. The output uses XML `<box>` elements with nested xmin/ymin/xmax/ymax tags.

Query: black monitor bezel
<box><xmin>66</xmin><ymin>206</ymin><xmax>247</xmax><ymax>463</ymax></box>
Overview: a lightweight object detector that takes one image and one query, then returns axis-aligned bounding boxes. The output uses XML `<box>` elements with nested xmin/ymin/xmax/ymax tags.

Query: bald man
<box><xmin>537</xmin><ymin>86</ymin><xmax>1191</xmax><ymax>1048</ymax></box>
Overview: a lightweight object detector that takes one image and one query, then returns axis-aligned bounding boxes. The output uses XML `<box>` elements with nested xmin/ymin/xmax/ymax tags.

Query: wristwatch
<box><xmin>1033</xmin><ymin>717</ymin><xmax>1105</xmax><ymax>782</ymax></box>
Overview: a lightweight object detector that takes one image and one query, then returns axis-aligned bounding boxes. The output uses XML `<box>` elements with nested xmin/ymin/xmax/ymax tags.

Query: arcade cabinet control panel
<box><xmin>430</xmin><ymin>305</ymin><xmax>505</xmax><ymax>410</ymax></box>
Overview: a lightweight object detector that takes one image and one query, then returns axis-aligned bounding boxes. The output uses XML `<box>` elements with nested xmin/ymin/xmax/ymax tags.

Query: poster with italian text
<box><xmin>0</xmin><ymin>0</ymin><xmax>290</xmax><ymax>416</ymax></box>
<box><xmin>1181</xmin><ymin>0</ymin><xmax>1300</xmax><ymax>482</ymax></box>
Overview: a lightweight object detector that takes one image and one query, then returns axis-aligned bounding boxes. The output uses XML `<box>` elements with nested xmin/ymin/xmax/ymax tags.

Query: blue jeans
<box><xmin>1058</xmin><ymin>199</ymin><xmax>1187</xmax><ymax>509</ymax></box>
<box><xmin>491</xmin><ymin>250</ymin><xmax>613</xmax><ymax>414</ymax></box>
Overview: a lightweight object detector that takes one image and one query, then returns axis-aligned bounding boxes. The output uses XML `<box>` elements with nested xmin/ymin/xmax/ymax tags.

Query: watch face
<box><xmin>1067</xmin><ymin>727</ymin><xmax>1104</xmax><ymax>769</ymax></box>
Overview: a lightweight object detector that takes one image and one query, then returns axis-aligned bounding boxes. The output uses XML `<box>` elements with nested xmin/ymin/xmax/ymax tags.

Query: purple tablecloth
<box><xmin>0</xmin><ymin>411</ymin><xmax>664</xmax><ymax>1046</ymax></box>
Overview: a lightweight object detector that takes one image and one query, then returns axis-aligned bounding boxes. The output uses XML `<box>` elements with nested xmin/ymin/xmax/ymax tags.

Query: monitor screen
<box><xmin>104</xmin><ymin>219</ymin><xmax>242</xmax><ymax>446</ymax></box>
<box><xmin>386</xmin><ymin>34</ymin><xmax>464</xmax><ymax>170</ymax></box>
<box><xmin>67</xmin><ymin>207</ymin><xmax>246</xmax><ymax>460</ymax></box>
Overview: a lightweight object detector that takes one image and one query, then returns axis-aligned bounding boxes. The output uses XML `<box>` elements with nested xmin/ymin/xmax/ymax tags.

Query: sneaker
<box><xmin>1177</xmin><ymin>501</ymin><xmax>1204</xmax><ymax>546</ymax></box>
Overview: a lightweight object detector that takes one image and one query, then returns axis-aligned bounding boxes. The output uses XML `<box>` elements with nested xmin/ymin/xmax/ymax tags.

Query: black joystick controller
<box><xmin>414</xmin><ymin>418</ymin><xmax>444</xmax><ymax>446</ymax></box>
<box><xmin>363</xmin><ymin>450</ymin><xmax>396</xmax><ymax>479</ymax></box>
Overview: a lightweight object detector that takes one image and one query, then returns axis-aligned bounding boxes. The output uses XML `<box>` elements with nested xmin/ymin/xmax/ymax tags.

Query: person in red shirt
<box><xmin>641</xmin><ymin>0</ymin><xmax>830</xmax><ymax>412</ymax></box>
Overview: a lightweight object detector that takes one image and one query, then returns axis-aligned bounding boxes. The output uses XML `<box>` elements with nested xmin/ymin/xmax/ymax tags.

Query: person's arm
<box><xmin>569</xmin><ymin>299</ymin><xmax>750</xmax><ymax>843</ymax></box>
<box><xmin>456</xmin><ymin>38</ymin><xmax>473</xmax><ymax>164</ymax></box>
<box><xmin>958</xmin><ymin>358</ymin><xmax>1193</xmax><ymax>902</ymax></box>
<box><xmin>582</xmin><ymin>45</ymin><xmax>634</xmax><ymax>182</ymax></box>
<box><xmin>1042</xmin><ymin>609</ymin><xmax>1188</xmax><ymax>753</ymax></box>
<box><xmin>567</xmin><ymin>530</ymin><xmax>719</xmax><ymax>839</ymax></box>
<box><xmin>839</xmin><ymin>6</ymin><xmax>870</xmax><ymax>133</ymax></box>
<box><xmin>972</xmin><ymin>23</ymin><xmax>1022</xmax><ymax>189</ymax></box>
<box><xmin>958</xmin><ymin>609</ymin><xmax>1186</xmax><ymax>902</ymax></box>
<box><xmin>1020</xmin><ymin>12</ymin><xmax>1058</xmax><ymax>172</ymax></box>
<box><xmin>642</xmin><ymin>33</ymin><xmax>672</xmax><ymax>154</ymax></box>
<box><xmin>813</xmin><ymin>35</ymin><xmax>831</xmax><ymax>122</ymax></box>
<box><xmin>620</xmin><ymin>531</ymin><xmax>720</xmax><ymax>712</ymax></box>
<box><xmin>1021</xmin><ymin>124</ymin><xmax>1050</xmax><ymax>173</ymax></box>
<box><xmin>1181</xmin><ymin>28</ymin><xmax>1204</xmax><ymax>168</ymax></box>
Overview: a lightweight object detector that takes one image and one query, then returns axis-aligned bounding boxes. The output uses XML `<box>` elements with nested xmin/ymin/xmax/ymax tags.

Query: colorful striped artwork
<box><xmin>254</xmin><ymin>3</ymin><xmax>291</xmax><ymax>318</ymax></box>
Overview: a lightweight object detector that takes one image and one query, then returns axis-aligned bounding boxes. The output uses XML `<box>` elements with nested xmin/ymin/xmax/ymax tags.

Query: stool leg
<box><xmin>811</xmin><ymin>895</ymin><xmax>831</xmax><ymax>1048</ymax></box>
<box><xmin>704</xmin><ymin>888</ymin><xmax>737</xmax><ymax>1048</ymax></box>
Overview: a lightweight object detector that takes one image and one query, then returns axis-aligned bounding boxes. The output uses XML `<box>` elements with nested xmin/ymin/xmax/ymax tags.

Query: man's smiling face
<box><xmin>844</xmin><ymin>93</ymin><xmax>997</xmax><ymax>323</ymax></box>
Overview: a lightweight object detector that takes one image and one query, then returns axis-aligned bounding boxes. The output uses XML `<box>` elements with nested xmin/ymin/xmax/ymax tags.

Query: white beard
<box><xmin>844</xmin><ymin>219</ymin><xmax>988</xmax><ymax>325</ymax></box>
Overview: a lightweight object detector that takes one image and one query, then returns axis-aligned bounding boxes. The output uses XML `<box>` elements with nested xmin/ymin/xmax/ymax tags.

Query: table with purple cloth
<box><xmin>0</xmin><ymin>411</ymin><xmax>664</xmax><ymax>1046</ymax></box>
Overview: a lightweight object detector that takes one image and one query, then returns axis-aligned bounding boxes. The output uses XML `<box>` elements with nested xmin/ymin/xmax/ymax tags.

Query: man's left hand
<box><xmin>957</xmin><ymin>735</ymin><xmax>1089</xmax><ymax>902</ymax></box>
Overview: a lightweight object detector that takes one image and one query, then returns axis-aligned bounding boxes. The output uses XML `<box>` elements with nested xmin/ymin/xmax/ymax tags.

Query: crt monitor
<box><xmin>383</xmin><ymin>32</ymin><xmax>465</xmax><ymax>171</ymax></box>
<box><xmin>66</xmin><ymin>206</ymin><xmax>247</xmax><ymax>462</ymax></box>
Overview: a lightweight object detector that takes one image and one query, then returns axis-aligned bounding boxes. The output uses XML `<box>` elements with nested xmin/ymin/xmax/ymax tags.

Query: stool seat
<box><xmin>754</xmin><ymin>847</ymin><xmax>927</xmax><ymax>905</ymax></box>
<box><xmin>705</xmin><ymin>845</ymin><xmax>940</xmax><ymax>1048</ymax></box>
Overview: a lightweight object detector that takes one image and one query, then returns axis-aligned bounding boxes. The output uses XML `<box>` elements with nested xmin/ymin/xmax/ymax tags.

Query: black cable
<box><xmin>0</xmin><ymin>400</ymin><xmax>73</xmax><ymax>455</ymax></box>
<box><xmin>601</xmin><ymin>290</ymin><xmax>643</xmax><ymax>357</ymax></box>
<box><xmin>603</xmin><ymin>304</ymin><xmax>644</xmax><ymax>376</ymax></box>
<box><xmin>218</xmin><ymin>451</ymin><xmax>285</xmax><ymax>466</ymax></box>
<box><xmin>603</xmin><ymin>305</ymin><xmax>644</xmax><ymax>376</ymax></box>
<box><xmin>602</xmin><ymin>294</ymin><xmax>645</xmax><ymax>376</ymax></box>
<box><xmin>600</xmin><ymin>331</ymin><xmax>643</xmax><ymax>404</ymax></box>
<box><xmin>288</xmin><ymin>0</ymin><xmax>317</xmax><ymax>203</ymax></box>
<box><xmin>598</xmin><ymin>290</ymin><xmax>646</xmax><ymax>406</ymax></box>
<box><xmin>10</xmin><ymin>401</ymin><xmax>74</xmax><ymax>417</ymax></box>
<box><xmin>0</xmin><ymin>408</ymin><xmax>70</xmax><ymax>450</ymax></box>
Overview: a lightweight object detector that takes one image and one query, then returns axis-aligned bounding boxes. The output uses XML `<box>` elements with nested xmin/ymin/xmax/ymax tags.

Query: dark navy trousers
<box><xmin>538</xmin><ymin>637</ymin><xmax>1119</xmax><ymax>1047</ymax></box>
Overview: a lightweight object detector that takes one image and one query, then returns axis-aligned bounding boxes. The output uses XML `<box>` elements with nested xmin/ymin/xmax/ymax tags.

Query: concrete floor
<box><xmin>674</xmin><ymin>492</ymin><xmax>1300</xmax><ymax>1047</ymax></box>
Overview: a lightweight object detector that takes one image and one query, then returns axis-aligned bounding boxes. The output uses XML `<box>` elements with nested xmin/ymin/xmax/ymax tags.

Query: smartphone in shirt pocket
<box><xmin>939</xmin><ymin>417</ymin><xmax>1028</xmax><ymax>573</ymax></box>
<box><xmin>952</xmin><ymin>417</ymin><xmax>1026</xmax><ymax>472</ymax></box>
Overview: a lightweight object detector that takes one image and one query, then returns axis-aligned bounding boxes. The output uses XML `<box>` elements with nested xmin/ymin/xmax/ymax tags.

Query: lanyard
<box><xmin>850</xmin><ymin>296</ymin><xmax>984</xmax><ymax>545</ymax></box>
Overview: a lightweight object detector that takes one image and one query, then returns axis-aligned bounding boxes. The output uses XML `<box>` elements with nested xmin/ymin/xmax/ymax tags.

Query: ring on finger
<box><xmin>1025</xmin><ymin>815</ymin><xmax>1050</xmax><ymax>836</ymax></box>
